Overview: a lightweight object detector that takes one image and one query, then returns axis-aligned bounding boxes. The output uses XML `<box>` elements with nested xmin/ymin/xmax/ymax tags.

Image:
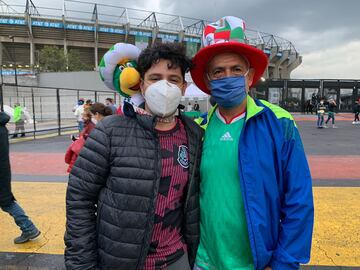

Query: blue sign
<box><xmin>98</xmin><ymin>27</ymin><xmax>126</xmax><ymax>34</ymax></box>
<box><xmin>1</xmin><ymin>70</ymin><xmax>34</xmax><ymax>76</ymax></box>
<box><xmin>129</xmin><ymin>30</ymin><xmax>152</xmax><ymax>37</ymax></box>
<box><xmin>158</xmin><ymin>33</ymin><xmax>178</xmax><ymax>41</ymax></box>
<box><xmin>32</xmin><ymin>21</ymin><xmax>63</xmax><ymax>28</ymax></box>
<box><xmin>0</xmin><ymin>18</ymin><xmax>25</xmax><ymax>25</ymax></box>
<box><xmin>184</xmin><ymin>37</ymin><xmax>201</xmax><ymax>43</ymax></box>
<box><xmin>66</xmin><ymin>24</ymin><xmax>94</xmax><ymax>31</ymax></box>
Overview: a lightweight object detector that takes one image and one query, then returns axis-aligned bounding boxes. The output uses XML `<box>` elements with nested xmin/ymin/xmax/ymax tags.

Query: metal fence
<box><xmin>0</xmin><ymin>83</ymin><xmax>121</xmax><ymax>138</ymax></box>
<box><xmin>1</xmin><ymin>79</ymin><xmax>359</xmax><ymax>138</ymax></box>
<box><xmin>252</xmin><ymin>79</ymin><xmax>360</xmax><ymax>112</ymax></box>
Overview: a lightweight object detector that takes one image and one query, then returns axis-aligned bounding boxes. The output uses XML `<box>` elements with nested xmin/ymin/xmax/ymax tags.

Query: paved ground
<box><xmin>0</xmin><ymin>114</ymin><xmax>359</xmax><ymax>269</ymax></box>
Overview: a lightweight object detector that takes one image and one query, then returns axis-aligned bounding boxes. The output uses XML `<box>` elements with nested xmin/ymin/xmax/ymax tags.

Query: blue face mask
<box><xmin>209</xmin><ymin>76</ymin><xmax>247</xmax><ymax>108</ymax></box>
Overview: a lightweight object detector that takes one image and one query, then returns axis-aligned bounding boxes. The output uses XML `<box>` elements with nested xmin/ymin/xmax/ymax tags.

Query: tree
<box><xmin>39</xmin><ymin>45</ymin><xmax>66</xmax><ymax>72</ymax></box>
<box><xmin>67</xmin><ymin>49</ymin><xmax>89</xmax><ymax>71</ymax></box>
<box><xmin>38</xmin><ymin>46</ymin><xmax>91</xmax><ymax>72</ymax></box>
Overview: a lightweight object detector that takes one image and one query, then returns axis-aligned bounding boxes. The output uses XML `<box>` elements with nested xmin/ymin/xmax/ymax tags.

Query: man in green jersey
<box><xmin>191</xmin><ymin>16</ymin><xmax>314</xmax><ymax>270</ymax></box>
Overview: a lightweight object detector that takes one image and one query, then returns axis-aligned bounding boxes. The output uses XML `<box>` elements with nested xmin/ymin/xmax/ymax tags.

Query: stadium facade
<box><xmin>0</xmin><ymin>0</ymin><xmax>301</xmax><ymax>79</ymax></box>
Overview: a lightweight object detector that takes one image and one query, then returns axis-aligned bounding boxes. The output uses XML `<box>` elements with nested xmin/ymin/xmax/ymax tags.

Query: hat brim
<box><xmin>190</xmin><ymin>42</ymin><xmax>268</xmax><ymax>95</ymax></box>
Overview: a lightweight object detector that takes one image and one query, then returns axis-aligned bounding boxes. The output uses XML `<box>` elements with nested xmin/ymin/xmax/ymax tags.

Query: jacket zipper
<box><xmin>184</xmin><ymin>128</ymin><xmax>200</xmax><ymax>211</ymax></box>
<box><xmin>238</xmin><ymin>109</ymin><xmax>266</xmax><ymax>269</ymax></box>
<box><xmin>136</xmin><ymin>130</ymin><xmax>161</xmax><ymax>270</ymax></box>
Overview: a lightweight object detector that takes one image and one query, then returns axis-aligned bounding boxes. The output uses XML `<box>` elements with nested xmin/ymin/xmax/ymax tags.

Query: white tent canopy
<box><xmin>184</xmin><ymin>83</ymin><xmax>209</xmax><ymax>98</ymax></box>
<box><xmin>184</xmin><ymin>73</ymin><xmax>209</xmax><ymax>99</ymax></box>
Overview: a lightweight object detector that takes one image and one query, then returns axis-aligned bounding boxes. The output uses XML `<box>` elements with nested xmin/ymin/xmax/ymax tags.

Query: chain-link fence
<box><xmin>0</xmin><ymin>83</ymin><xmax>121</xmax><ymax>138</ymax></box>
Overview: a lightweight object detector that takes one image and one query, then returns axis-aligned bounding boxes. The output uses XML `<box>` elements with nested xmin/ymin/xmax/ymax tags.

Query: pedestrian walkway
<box><xmin>0</xmin><ymin>119</ymin><xmax>359</xmax><ymax>269</ymax></box>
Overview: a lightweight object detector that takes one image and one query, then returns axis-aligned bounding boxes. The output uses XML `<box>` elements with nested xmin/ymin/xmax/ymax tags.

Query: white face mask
<box><xmin>91</xmin><ymin>118</ymin><xmax>98</xmax><ymax>125</ymax></box>
<box><xmin>144</xmin><ymin>80</ymin><xmax>182</xmax><ymax>118</ymax></box>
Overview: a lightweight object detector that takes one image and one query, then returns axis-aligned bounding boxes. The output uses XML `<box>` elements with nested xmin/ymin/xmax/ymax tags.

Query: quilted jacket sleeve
<box><xmin>64</xmin><ymin>121</ymin><xmax>110</xmax><ymax>270</ymax></box>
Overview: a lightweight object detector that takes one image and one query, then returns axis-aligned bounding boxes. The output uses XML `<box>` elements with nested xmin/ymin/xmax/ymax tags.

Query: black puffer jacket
<box><xmin>0</xmin><ymin>112</ymin><xmax>15</xmax><ymax>207</ymax></box>
<box><xmin>65</xmin><ymin>111</ymin><xmax>203</xmax><ymax>270</ymax></box>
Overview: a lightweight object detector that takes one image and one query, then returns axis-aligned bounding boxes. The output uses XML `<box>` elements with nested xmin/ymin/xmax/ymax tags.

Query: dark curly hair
<box><xmin>137</xmin><ymin>42</ymin><xmax>192</xmax><ymax>80</ymax></box>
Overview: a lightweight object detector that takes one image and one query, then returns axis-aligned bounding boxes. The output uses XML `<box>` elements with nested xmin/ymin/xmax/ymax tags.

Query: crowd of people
<box><xmin>314</xmin><ymin>95</ymin><xmax>360</xmax><ymax>128</ymax></box>
<box><xmin>316</xmin><ymin>97</ymin><xmax>338</xmax><ymax>128</ymax></box>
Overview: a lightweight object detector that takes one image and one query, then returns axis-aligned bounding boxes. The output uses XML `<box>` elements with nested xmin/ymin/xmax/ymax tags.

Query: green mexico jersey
<box><xmin>196</xmin><ymin>110</ymin><xmax>253</xmax><ymax>270</ymax></box>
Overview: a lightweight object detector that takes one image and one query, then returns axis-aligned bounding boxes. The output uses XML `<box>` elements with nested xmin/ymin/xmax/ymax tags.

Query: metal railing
<box><xmin>1</xmin><ymin>79</ymin><xmax>358</xmax><ymax>140</ymax></box>
<box><xmin>0</xmin><ymin>83</ymin><xmax>120</xmax><ymax>138</ymax></box>
<box><xmin>253</xmin><ymin>79</ymin><xmax>360</xmax><ymax>112</ymax></box>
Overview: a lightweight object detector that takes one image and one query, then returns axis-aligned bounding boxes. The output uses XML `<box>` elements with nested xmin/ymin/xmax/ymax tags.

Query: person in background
<box><xmin>89</xmin><ymin>102</ymin><xmax>113</xmax><ymax>124</ymax></box>
<box><xmin>105</xmin><ymin>98</ymin><xmax>117</xmax><ymax>114</ymax></box>
<box><xmin>12</xmin><ymin>103</ymin><xmax>25</xmax><ymax>138</ymax></box>
<box><xmin>316</xmin><ymin>97</ymin><xmax>327</xmax><ymax>128</ymax></box>
<box><xmin>187</xmin><ymin>102</ymin><xmax>193</xmax><ymax>112</ymax></box>
<box><xmin>65</xmin><ymin>103</ymin><xmax>112</xmax><ymax>173</ymax></box>
<box><xmin>0</xmin><ymin>111</ymin><xmax>41</xmax><ymax>244</ymax></box>
<box><xmin>325</xmin><ymin>98</ymin><xmax>337</xmax><ymax>128</ymax></box>
<box><xmin>80</xmin><ymin>108</ymin><xmax>96</xmax><ymax>139</ymax></box>
<box><xmin>72</xmin><ymin>98</ymin><xmax>85</xmax><ymax>112</ymax></box>
<box><xmin>193</xmin><ymin>101</ymin><xmax>200</xmax><ymax>112</ymax></box>
<box><xmin>84</xmin><ymin>99</ymin><xmax>93</xmax><ymax>110</ymax></box>
<box><xmin>353</xmin><ymin>98</ymin><xmax>360</xmax><ymax>124</ymax></box>
<box><xmin>74</xmin><ymin>100</ymin><xmax>85</xmax><ymax>132</ymax></box>
<box><xmin>311</xmin><ymin>92</ymin><xmax>319</xmax><ymax>113</ymax></box>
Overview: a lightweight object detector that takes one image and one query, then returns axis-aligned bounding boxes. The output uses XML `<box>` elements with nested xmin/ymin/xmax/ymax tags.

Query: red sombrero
<box><xmin>190</xmin><ymin>16</ymin><xmax>268</xmax><ymax>95</ymax></box>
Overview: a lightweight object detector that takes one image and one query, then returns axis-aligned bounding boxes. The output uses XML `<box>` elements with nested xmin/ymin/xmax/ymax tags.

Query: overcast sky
<box><xmin>10</xmin><ymin>0</ymin><xmax>360</xmax><ymax>79</ymax></box>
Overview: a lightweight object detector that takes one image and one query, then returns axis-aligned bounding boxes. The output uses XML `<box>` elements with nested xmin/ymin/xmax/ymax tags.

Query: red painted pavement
<box><xmin>10</xmin><ymin>152</ymin><xmax>67</xmax><ymax>176</ymax></box>
<box><xmin>9</xmin><ymin>152</ymin><xmax>360</xmax><ymax>180</ymax></box>
<box><xmin>307</xmin><ymin>155</ymin><xmax>360</xmax><ymax>180</ymax></box>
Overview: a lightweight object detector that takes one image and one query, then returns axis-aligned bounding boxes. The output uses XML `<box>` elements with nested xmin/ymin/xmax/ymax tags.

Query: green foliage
<box><xmin>38</xmin><ymin>46</ymin><xmax>91</xmax><ymax>72</ymax></box>
<box><xmin>39</xmin><ymin>46</ymin><xmax>66</xmax><ymax>72</ymax></box>
<box><xmin>67</xmin><ymin>49</ymin><xmax>90</xmax><ymax>71</ymax></box>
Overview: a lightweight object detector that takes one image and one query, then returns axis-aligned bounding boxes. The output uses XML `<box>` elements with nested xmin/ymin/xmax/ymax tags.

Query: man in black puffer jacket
<box><xmin>65</xmin><ymin>43</ymin><xmax>203</xmax><ymax>270</ymax></box>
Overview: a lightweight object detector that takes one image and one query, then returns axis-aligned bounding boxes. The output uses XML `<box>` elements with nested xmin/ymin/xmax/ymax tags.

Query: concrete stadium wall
<box><xmin>38</xmin><ymin>71</ymin><xmax>107</xmax><ymax>91</ymax></box>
